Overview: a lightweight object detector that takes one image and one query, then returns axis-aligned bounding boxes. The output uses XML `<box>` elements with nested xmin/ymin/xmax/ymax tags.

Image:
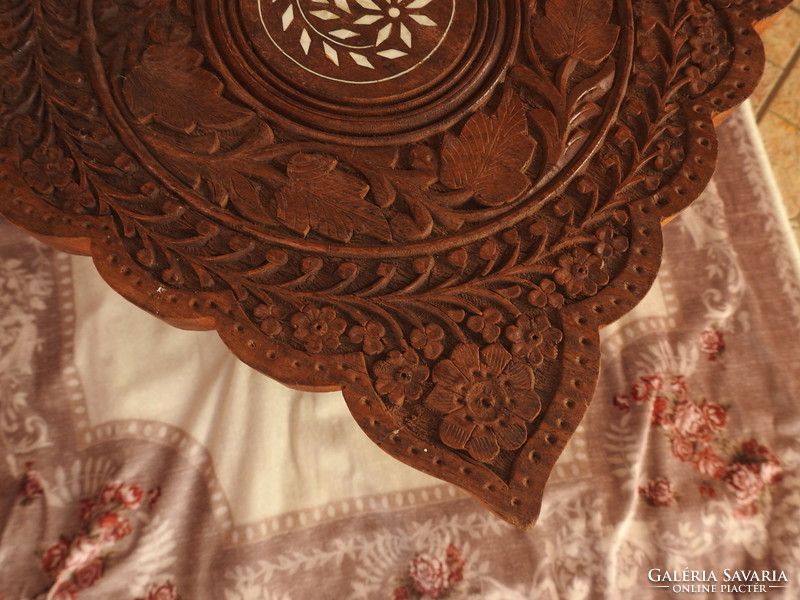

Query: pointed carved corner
<box><xmin>0</xmin><ymin>0</ymin><xmax>792</xmax><ymax>528</ymax></box>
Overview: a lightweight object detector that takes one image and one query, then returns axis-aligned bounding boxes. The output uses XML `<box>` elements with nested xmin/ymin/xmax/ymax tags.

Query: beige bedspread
<box><xmin>1</xmin><ymin>105</ymin><xmax>799</xmax><ymax>600</ymax></box>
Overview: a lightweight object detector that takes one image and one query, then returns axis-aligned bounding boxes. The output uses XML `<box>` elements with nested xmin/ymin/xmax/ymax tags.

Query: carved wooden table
<box><xmin>0</xmin><ymin>0</ymin><xmax>790</xmax><ymax>528</ymax></box>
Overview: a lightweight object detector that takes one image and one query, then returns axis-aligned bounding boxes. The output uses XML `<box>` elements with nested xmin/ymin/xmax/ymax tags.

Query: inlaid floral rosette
<box><xmin>0</xmin><ymin>0</ymin><xmax>790</xmax><ymax>527</ymax></box>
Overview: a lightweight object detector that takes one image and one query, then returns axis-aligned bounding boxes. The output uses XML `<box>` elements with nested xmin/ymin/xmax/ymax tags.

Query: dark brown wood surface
<box><xmin>0</xmin><ymin>0</ymin><xmax>790</xmax><ymax>528</ymax></box>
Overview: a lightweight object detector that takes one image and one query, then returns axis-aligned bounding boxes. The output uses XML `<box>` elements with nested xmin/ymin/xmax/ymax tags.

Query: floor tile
<box><xmin>751</xmin><ymin>60</ymin><xmax>783</xmax><ymax>114</ymax></box>
<box><xmin>760</xmin><ymin>8</ymin><xmax>800</xmax><ymax>67</ymax></box>
<box><xmin>768</xmin><ymin>58</ymin><xmax>800</xmax><ymax>125</ymax></box>
<box><xmin>756</xmin><ymin>4</ymin><xmax>800</xmax><ymax>249</ymax></box>
<box><xmin>759</xmin><ymin>112</ymin><xmax>800</xmax><ymax>239</ymax></box>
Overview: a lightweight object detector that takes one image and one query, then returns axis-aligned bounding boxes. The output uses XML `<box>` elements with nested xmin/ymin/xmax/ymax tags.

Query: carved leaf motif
<box><xmin>275</xmin><ymin>154</ymin><xmax>392</xmax><ymax>243</ymax></box>
<box><xmin>123</xmin><ymin>45</ymin><xmax>253</xmax><ymax>133</ymax></box>
<box><xmin>534</xmin><ymin>0</ymin><xmax>620</xmax><ymax>65</ymax></box>
<box><xmin>342</xmin><ymin>146</ymin><xmax>399</xmax><ymax>207</ymax></box>
<box><xmin>440</xmin><ymin>89</ymin><xmax>536</xmax><ymax>207</ymax></box>
<box><xmin>155</xmin><ymin>124</ymin><xmax>277</xmax><ymax>225</ymax></box>
<box><xmin>210</xmin><ymin>124</ymin><xmax>279</xmax><ymax>223</ymax></box>
<box><xmin>207</xmin><ymin>169</ymin><xmax>276</xmax><ymax>225</ymax></box>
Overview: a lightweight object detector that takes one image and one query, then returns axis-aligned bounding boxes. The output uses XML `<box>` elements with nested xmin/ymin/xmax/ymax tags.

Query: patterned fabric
<box><xmin>1</xmin><ymin>105</ymin><xmax>799</xmax><ymax>599</ymax></box>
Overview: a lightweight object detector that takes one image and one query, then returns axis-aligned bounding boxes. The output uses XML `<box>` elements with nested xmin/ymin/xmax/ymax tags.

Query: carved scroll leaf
<box><xmin>155</xmin><ymin>123</ymin><xmax>279</xmax><ymax>225</ymax></box>
<box><xmin>275</xmin><ymin>154</ymin><xmax>392</xmax><ymax>243</ymax></box>
<box><xmin>534</xmin><ymin>0</ymin><xmax>620</xmax><ymax>65</ymax></box>
<box><xmin>122</xmin><ymin>45</ymin><xmax>253</xmax><ymax>133</ymax></box>
<box><xmin>206</xmin><ymin>168</ymin><xmax>276</xmax><ymax>225</ymax></box>
<box><xmin>440</xmin><ymin>89</ymin><xmax>536</xmax><ymax>207</ymax></box>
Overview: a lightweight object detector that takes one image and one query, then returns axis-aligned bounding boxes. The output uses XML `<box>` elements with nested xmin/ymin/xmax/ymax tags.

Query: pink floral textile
<box><xmin>615</xmin><ymin>364</ymin><xmax>783</xmax><ymax>518</ymax></box>
<box><xmin>1</xmin><ymin>108</ymin><xmax>799</xmax><ymax>599</ymax></box>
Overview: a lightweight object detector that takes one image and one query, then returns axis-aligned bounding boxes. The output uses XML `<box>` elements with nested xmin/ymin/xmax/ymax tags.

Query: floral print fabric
<box><xmin>616</xmin><ymin>361</ymin><xmax>783</xmax><ymax>518</ymax></box>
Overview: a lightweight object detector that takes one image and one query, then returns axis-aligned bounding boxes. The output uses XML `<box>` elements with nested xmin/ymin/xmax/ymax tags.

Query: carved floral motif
<box><xmin>504</xmin><ymin>314</ymin><xmax>562</xmax><ymax>364</ymax></box>
<box><xmin>409</xmin><ymin>324</ymin><xmax>446</xmax><ymax>360</ymax></box>
<box><xmin>374</xmin><ymin>349</ymin><xmax>430</xmax><ymax>406</ymax></box>
<box><xmin>349</xmin><ymin>321</ymin><xmax>387</xmax><ymax>355</ymax></box>
<box><xmin>554</xmin><ymin>248</ymin><xmax>610</xmax><ymax>298</ymax></box>
<box><xmin>254</xmin><ymin>301</ymin><xmax>285</xmax><ymax>337</ymax></box>
<box><xmin>425</xmin><ymin>344</ymin><xmax>539</xmax><ymax>463</ymax></box>
<box><xmin>290</xmin><ymin>305</ymin><xmax>347</xmax><ymax>354</ymax></box>
<box><xmin>20</xmin><ymin>147</ymin><xmax>75</xmax><ymax>195</ymax></box>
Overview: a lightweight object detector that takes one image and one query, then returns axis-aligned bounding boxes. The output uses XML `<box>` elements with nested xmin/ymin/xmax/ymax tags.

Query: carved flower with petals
<box><xmin>653</xmin><ymin>141</ymin><xmax>685</xmax><ymax>171</ymax></box>
<box><xmin>374</xmin><ymin>349</ymin><xmax>429</xmax><ymax>406</ymax></box>
<box><xmin>689</xmin><ymin>31</ymin><xmax>725</xmax><ymax>72</ymax></box>
<box><xmin>425</xmin><ymin>344</ymin><xmax>539</xmax><ymax>463</ymax></box>
<box><xmin>349</xmin><ymin>321</ymin><xmax>386</xmax><ymax>355</ymax></box>
<box><xmin>527</xmin><ymin>278</ymin><xmax>564</xmax><ymax>309</ymax></box>
<box><xmin>686</xmin><ymin>0</ymin><xmax>714</xmax><ymax>26</ymax></box>
<box><xmin>466</xmin><ymin>308</ymin><xmax>502</xmax><ymax>343</ymax></box>
<box><xmin>685</xmin><ymin>65</ymin><xmax>716</xmax><ymax>95</ymax></box>
<box><xmin>410</xmin><ymin>323</ymin><xmax>445</xmax><ymax>360</ymax></box>
<box><xmin>553</xmin><ymin>247</ymin><xmax>609</xmax><ymax>297</ymax></box>
<box><xmin>291</xmin><ymin>305</ymin><xmax>347</xmax><ymax>353</ymax></box>
<box><xmin>683</xmin><ymin>0</ymin><xmax>729</xmax><ymax>89</ymax></box>
<box><xmin>254</xmin><ymin>300</ymin><xmax>284</xmax><ymax>337</ymax></box>
<box><xmin>20</xmin><ymin>146</ymin><xmax>75</xmax><ymax>195</ymax></box>
<box><xmin>61</xmin><ymin>182</ymin><xmax>97</xmax><ymax>213</ymax></box>
<box><xmin>593</xmin><ymin>226</ymin><xmax>629</xmax><ymax>258</ymax></box>
<box><xmin>505</xmin><ymin>315</ymin><xmax>562</xmax><ymax>364</ymax></box>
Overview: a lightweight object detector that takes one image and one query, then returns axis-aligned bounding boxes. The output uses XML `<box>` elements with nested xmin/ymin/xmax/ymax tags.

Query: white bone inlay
<box><xmin>260</xmin><ymin>0</ymin><xmax>452</xmax><ymax>83</ymax></box>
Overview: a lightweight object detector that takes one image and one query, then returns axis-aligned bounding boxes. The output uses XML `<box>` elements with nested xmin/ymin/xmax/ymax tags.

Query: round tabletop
<box><xmin>0</xmin><ymin>0</ymin><xmax>790</xmax><ymax>527</ymax></box>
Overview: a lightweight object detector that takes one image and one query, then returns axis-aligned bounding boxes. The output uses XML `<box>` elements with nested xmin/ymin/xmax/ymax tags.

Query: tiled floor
<box><xmin>752</xmin><ymin>0</ymin><xmax>800</xmax><ymax>244</ymax></box>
